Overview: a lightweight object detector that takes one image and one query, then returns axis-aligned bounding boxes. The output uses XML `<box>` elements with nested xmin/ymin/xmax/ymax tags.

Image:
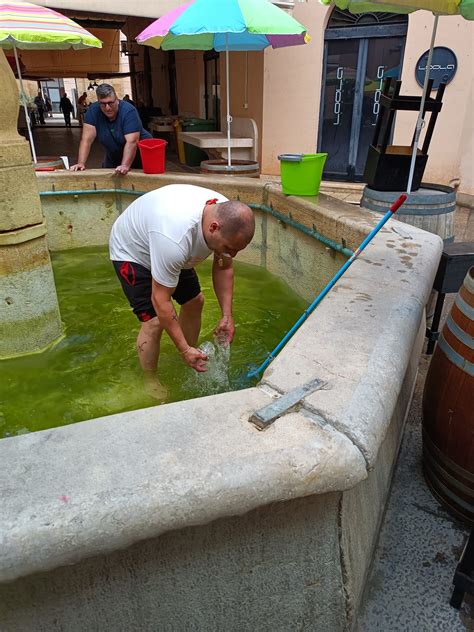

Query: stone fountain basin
<box><xmin>0</xmin><ymin>172</ymin><xmax>442</xmax><ymax>630</ymax></box>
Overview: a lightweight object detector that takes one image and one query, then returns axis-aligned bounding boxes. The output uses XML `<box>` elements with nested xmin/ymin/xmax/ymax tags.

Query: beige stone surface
<box><xmin>0</xmin><ymin>52</ymin><xmax>62</xmax><ymax>358</ymax></box>
<box><xmin>0</xmin><ymin>223</ymin><xmax>46</xmax><ymax>248</ymax></box>
<box><xmin>0</xmin><ymin>167</ymin><xmax>44</xmax><ymax>232</ymax></box>
<box><xmin>0</xmin><ymin>388</ymin><xmax>366</xmax><ymax>582</ymax></box>
<box><xmin>0</xmin><ymin>492</ymin><xmax>347</xmax><ymax>632</ymax></box>
<box><xmin>0</xmin><ymin>52</ymin><xmax>43</xmax><ymax>231</ymax></box>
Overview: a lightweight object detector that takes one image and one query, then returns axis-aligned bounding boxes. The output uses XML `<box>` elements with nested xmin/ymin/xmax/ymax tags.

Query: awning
<box><xmin>30</xmin><ymin>1</ymin><xmax>295</xmax><ymax>20</ymax></box>
<box><xmin>26</xmin><ymin>1</ymin><xmax>185</xmax><ymax>20</ymax></box>
<box><xmin>12</xmin><ymin>27</ymin><xmax>120</xmax><ymax>78</ymax></box>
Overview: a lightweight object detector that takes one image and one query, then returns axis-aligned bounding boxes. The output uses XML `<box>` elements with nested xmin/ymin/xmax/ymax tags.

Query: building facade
<box><xmin>19</xmin><ymin>2</ymin><xmax>474</xmax><ymax>195</ymax></box>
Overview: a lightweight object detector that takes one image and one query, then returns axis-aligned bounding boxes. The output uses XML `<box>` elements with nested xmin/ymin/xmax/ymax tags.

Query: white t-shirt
<box><xmin>109</xmin><ymin>184</ymin><xmax>228</xmax><ymax>287</ymax></box>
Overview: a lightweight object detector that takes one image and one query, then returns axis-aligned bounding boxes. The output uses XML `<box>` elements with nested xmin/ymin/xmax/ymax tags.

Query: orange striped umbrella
<box><xmin>0</xmin><ymin>1</ymin><xmax>102</xmax><ymax>49</ymax></box>
<box><xmin>0</xmin><ymin>1</ymin><xmax>102</xmax><ymax>163</ymax></box>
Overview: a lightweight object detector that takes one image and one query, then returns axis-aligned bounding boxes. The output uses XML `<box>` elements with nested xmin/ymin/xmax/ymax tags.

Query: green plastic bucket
<box><xmin>278</xmin><ymin>153</ymin><xmax>328</xmax><ymax>196</ymax></box>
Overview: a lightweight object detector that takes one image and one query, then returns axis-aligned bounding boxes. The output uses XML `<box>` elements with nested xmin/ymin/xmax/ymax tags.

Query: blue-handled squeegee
<box><xmin>246</xmin><ymin>194</ymin><xmax>407</xmax><ymax>379</ymax></box>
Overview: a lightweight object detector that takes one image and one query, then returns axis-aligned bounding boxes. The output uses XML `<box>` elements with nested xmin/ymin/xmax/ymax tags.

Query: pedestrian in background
<box><xmin>60</xmin><ymin>92</ymin><xmax>74</xmax><ymax>127</ymax></box>
<box><xmin>123</xmin><ymin>94</ymin><xmax>136</xmax><ymax>109</ymax></box>
<box><xmin>44</xmin><ymin>93</ymin><xmax>53</xmax><ymax>118</ymax></box>
<box><xmin>34</xmin><ymin>91</ymin><xmax>45</xmax><ymax>125</ymax></box>
<box><xmin>77</xmin><ymin>92</ymin><xmax>88</xmax><ymax>126</ymax></box>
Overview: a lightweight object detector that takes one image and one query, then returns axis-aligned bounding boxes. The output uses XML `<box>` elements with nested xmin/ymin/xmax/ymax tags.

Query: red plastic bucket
<box><xmin>138</xmin><ymin>138</ymin><xmax>167</xmax><ymax>174</ymax></box>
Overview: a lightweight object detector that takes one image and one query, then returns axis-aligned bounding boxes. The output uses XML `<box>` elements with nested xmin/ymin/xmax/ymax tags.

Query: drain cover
<box><xmin>250</xmin><ymin>378</ymin><xmax>326</xmax><ymax>430</ymax></box>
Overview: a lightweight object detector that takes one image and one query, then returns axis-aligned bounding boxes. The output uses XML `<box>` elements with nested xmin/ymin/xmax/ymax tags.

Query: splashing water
<box><xmin>184</xmin><ymin>338</ymin><xmax>231</xmax><ymax>395</ymax></box>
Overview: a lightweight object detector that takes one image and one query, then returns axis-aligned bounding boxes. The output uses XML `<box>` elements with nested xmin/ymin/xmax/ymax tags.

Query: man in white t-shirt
<box><xmin>110</xmin><ymin>184</ymin><xmax>255</xmax><ymax>383</ymax></box>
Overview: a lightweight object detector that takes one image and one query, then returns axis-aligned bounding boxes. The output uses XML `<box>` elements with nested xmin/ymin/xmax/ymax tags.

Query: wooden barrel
<box><xmin>200</xmin><ymin>159</ymin><xmax>260</xmax><ymax>178</ymax></box>
<box><xmin>361</xmin><ymin>184</ymin><xmax>456</xmax><ymax>244</ymax></box>
<box><xmin>422</xmin><ymin>267</ymin><xmax>474</xmax><ymax>524</ymax></box>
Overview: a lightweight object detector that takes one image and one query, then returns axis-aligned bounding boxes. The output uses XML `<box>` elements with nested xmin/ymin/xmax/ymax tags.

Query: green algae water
<box><xmin>0</xmin><ymin>246</ymin><xmax>308</xmax><ymax>438</ymax></box>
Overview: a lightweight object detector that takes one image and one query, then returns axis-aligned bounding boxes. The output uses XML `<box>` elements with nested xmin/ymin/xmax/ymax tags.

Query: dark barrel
<box><xmin>200</xmin><ymin>159</ymin><xmax>260</xmax><ymax>178</ymax></box>
<box><xmin>422</xmin><ymin>267</ymin><xmax>474</xmax><ymax>524</ymax></box>
<box><xmin>361</xmin><ymin>184</ymin><xmax>456</xmax><ymax>244</ymax></box>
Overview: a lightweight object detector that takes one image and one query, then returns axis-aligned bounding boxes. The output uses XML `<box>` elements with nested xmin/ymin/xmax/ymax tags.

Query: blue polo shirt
<box><xmin>85</xmin><ymin>100</ymin><xmax>151</xmax><ymax>168</ymax></box>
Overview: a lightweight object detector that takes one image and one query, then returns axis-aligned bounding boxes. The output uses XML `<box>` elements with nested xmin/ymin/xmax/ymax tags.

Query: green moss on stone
<box><xmin>0</xmin><ymin>311</ymin><xmax>63</xmax><ymax>359</ymax></box>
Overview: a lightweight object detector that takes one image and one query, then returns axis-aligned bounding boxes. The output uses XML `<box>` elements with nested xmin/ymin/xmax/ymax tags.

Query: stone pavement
<box><xmin>356</xmin><ymin>202</ymin><xmax>473</xmax><ymax>631</ymax></box>
<box><xmin>356</xmin><ymin>353</ymin><xmax>473</xmax><ymax>631</ymax></box>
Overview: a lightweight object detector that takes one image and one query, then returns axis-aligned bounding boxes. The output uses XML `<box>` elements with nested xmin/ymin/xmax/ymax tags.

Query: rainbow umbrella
<box><xmin>0</xmin><ymin>1</ymin><xmax>102</xmax><ymax>163</ymax></box>
<box><xmin>320</xmin><ymin>0</ymin><xmax>473</xmax><ymax>193</ymax></box>
<box><xmin>137</xmin><ymin>0</ymin><xmax>310</xmax><ymax>168</ymax></box>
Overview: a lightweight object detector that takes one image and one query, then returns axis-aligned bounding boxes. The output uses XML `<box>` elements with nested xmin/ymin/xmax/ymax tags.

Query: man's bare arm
<box><xmin>212</xmin><ymin>253</ymin><xmax>235</xmax><ymax>344</ymax></box>
<box><xmin>151</xmin><ymin>279</ymin><xmax>207</xmax><ymax>372</ymax></box>
<box><xmin>115</xmin><ymin>131</ymin><xmax>140</xmax><ymax>175</ymax></box>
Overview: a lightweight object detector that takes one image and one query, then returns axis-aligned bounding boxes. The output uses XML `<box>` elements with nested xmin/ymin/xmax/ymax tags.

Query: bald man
<box><xmin>110</xmin><ymin>184</ymin><xmax>255</xmax><ymax>389</ymax></box>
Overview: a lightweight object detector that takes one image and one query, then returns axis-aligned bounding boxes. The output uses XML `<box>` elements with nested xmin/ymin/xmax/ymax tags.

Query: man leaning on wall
<box><xmin>70</xmin><ymin>83</ymin><xmax>151</xmax><ymax>175</ymax></box>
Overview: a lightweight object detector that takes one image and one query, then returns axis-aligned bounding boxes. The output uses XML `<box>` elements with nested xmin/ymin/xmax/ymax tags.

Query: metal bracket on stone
<box><xmin>250</xmin><ymin>378</ymin><xmax>327</xmax><ymax>430</ymax></box>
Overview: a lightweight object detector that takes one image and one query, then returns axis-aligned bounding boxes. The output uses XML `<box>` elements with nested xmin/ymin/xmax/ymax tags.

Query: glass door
<box><xmin>318</xmin><ymin>9</ymin><xmax>407</xmax><ymax>181</ymax></box>
<box><xmin>319</xmin><ymin>39</ymin><xmax>360</xmax><ymax>178</ymax></box>
<box><xmin>355</xmin><ymin>37</ymin><xmax>405</xmax><ymax>175</ymax></box>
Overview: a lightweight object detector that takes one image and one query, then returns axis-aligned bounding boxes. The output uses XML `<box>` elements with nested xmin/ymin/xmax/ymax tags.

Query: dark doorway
<box><xmin>168</xmin><ymin>51</ymin><xmax>178</xmax><ymax>115</ymax></box>
<box><xmin>204</xmin><ymin>50</ymin><xmax>220</xmax><ymax>129</ymax></box>
<box><xmin>318</xmin><ymin>9</ymin><xmax>408</xmax><ymax>181</ymax></box>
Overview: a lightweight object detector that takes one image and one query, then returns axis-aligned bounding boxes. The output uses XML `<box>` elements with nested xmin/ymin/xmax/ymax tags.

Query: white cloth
<box><xmin>109</xmin><ymin>184</ymin><xmax>228</xmax><ymax>287</ymax></box>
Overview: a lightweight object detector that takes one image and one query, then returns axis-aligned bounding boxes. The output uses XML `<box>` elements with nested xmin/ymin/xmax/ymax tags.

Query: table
<box><xmin>178</xmin><ymin>131</ymin><xmax>254</xmax><ymax>150</ymax></box>
<box><xmin>149</xmin><ymin>120</ymin><xmax>174</xmax><ymax>133</ymax></box>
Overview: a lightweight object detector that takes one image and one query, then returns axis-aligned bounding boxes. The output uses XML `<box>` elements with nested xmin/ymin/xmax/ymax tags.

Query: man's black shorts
<box><xmin>112</xmin><ymin>260</ymin><xmax>201</xmax><ymax>322</ymax></box>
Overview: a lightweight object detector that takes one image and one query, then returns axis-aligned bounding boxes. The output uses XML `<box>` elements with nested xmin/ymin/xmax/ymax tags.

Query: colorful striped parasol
<box><xmin>321</xmin><ymin>0</ymin><xmax>473</xmax><ymax>17</ymax></box>
<box><xmin>0</xmin><ymin>1</ymin><xmax>102</xmax><ymax>162</ymax></box>
<box><xmin>137</xmin><ymin>0</ymin><xmax>310</xmax><ymax>168</ymax></box>
<box><xmin>0</xmin><ymin>1</ymin><xmax>102</xmax><ymax>49</ymax></box>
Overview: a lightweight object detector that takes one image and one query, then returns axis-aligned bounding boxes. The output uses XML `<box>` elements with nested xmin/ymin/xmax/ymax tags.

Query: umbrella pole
<box><xmin>406</xmin><ymin>14</ymin><xmax>439</xmax><ymax>195</ymax></box>
<box><xmin>13</xmin><ymin>44</ymin><xmax>37</xmax><ymax>164</ymax></box>
<box><xmin>225</xmin><ymin>33</ymin><xmax>232</xmax><ymax>168</ymax></box>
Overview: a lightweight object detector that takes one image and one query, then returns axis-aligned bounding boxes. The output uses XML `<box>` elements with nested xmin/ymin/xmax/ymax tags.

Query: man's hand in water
<box><xmin>181</xmin><ymin>347</ymin><xmax>208</xmax><ymax>372</ymax></box>
<box><xmin>214</xmin><ymin>314</ymin><xmax>234</xmax><ymax>345</ymax></box>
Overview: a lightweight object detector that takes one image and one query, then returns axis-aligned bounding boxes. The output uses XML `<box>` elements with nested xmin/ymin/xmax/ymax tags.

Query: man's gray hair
<box><xmin>96</xmin><ymin>83</ymin><xmax>116</xmax><ymax>100</ymax></box>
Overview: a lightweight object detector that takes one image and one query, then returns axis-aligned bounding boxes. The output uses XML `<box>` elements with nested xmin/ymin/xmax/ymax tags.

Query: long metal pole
<box><xmin>406</xmin><ymin>14</ymin><xmax>439</xmax><ymax>194</ymax></box>
<box><xmin>13</xmin><ymin>44</ymin><xmax>37</xmax><ymax>164</ymax></box>
<box><xmin>225</xmin><ymin>33</ymin><xmax>232</xmax><ymax>168</ymax></box>
<box><xmin>246</xmin><ymin>194</ymin><xmax>407</xmax><ymax>379</ymax></box>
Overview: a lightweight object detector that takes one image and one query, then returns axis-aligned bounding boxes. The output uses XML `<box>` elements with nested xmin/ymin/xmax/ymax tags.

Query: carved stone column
<box><xmin>0</xmin><ymin>50</ymin><xmax>62</xmax><ymax>358</ymax></box>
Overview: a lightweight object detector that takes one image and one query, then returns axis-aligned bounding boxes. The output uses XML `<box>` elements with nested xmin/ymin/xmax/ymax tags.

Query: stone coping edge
<box><xmin>0</xmin><ymin>391</ymin><xmax>366</xmax><ymax>582</ymax></box>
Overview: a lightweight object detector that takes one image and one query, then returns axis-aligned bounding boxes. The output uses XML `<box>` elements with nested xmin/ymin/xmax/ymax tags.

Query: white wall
<box><xmin>261</xmin><ymin>2</ymin><xmax>329</xmax><ymax>175</ymax></box>
<box><xmin>261</xmin><ymin>4</ymin><xmax>474</xmax><ymax>195</ymax></box>
<box><xmin>394</xmin><ymin>13</ymin><xmax>474</xmax><ymax>193</ymax></box>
